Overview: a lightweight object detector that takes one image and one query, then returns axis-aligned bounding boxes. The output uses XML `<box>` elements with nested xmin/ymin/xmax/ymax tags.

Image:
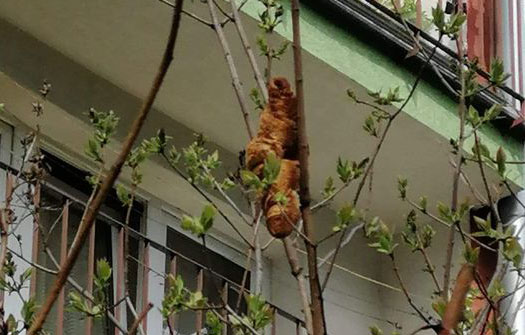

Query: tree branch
<box><xmin>320</xmin><ymin>222</ymin><xmax>364</xmax><ymax>292</ymax></box>
<box><xmin>290</xmin><ymin>0</ymin><xmax>327</xmax><ymax>333</ymax></box>
<box><xmin>230</xmin><ymin>0</ymin><xmax>269</xmax><ymax>102</ymax></box>
<box><xmin>283</xmin><ymin>237</ymin><xmax>314</xmax><ymax>335</ymax></box>
<box><xmin>207</xmin><ymin>0</ymin><xmax>254</xmax><ymax>139</ymax></box>
<box><xmin>128</xmin><ymin>303</ymin><xmax>153</xmax><ymax>335</ymax></box>
<box><xmin>390</xmin><ymin>253</ymin><xmax>431</xmax><ymax>324</ymax></box>
<box><xmin>161</xmin><ymin>153</ymin><xmax>253</xmax><ymax>247</ymax></box>
<box><xmin>443</xmin><ymin>30</ymin><xmax>467</xmax><ymax>300</ymax></box>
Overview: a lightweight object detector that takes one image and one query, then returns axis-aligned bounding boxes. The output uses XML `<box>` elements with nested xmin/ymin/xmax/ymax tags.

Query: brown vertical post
<box><xmin>221</xmin><ymin>282</ymin><xmax>228</xmax><ymax>335</ymax></box>
<box><xmin>56</xmin><ymin>202</ymin><xmax>69</xmax><ymax>335</ymax></box>
<box><xmin>416</xmin><ymin>0</ymin><xmax>422</xmax><ymax>28</ymax></box>
<box><xmin>168</xmin><ymin>255</ymin><xmax>177</xmax><ymax>331</ymax></box>
<box><xmin>0</xmin><ymin>173</ymin><xmax>14</xmax><ymax>304</ymax></box>
<box><xmin>115</xmin><ymin>227</ymin><xmax>125</xmax><ymax>335</ymax></box>
<box><xmin>85</xmin><ymin>223</ymin><xmax>96</xmax><ymax>335</ymax></box>
<box><xmin>195</xmin><ymin>269</ymin><xmax>204</xmax><ymax>335</ymax></box>
<box><xmin>393</xmin><ymin>0</ymin><xmax>401</xmax><ymax>10</ymax></box>
<box><xmin>30</xmin><ymin>182</ymin><xmax>40</xmax><ymax>297</ymax></box>
<box><xmin>141</xmin><ymin>242</ymin><xmax>150</xmax><ymax>332</ymax></box>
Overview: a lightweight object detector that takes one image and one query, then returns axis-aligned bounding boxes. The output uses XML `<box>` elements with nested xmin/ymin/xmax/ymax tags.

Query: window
<box><xmin>33</xmin><ymin>152</ymin><xmax>143</xmax><ymax>335</ymax></box>
<box><xmin>165</xmin><ymin>228</ymin><xmax>249</xmax><ymax>335</ymax></box>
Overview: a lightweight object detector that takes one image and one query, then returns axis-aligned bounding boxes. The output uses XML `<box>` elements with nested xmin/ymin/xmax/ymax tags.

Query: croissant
<box><xmin>245</xmin><ymin>77</ymin><xmax>301</xmax><ymax>239</ymax></box>
<box><xmin>264</xmin><ymin>159</ymin><xmax>301</xmax><ymax>238</ymax></box>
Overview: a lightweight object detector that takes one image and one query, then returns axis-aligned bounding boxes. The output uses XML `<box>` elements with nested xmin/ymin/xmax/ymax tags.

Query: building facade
<box><xmin>0</xmin><ymin>0</ymin><xmax>523</xmax><ymax>334</ymax></box>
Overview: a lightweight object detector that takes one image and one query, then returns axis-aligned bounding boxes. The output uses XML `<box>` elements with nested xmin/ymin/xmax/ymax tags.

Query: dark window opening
<box><xmin>165</xmin><ymin>228</ymin><xmax>249</xmax><ymax>335</ymax></box>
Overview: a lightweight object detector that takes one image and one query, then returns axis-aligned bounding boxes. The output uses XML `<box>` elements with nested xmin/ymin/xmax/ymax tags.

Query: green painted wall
<box><xmin>240</xmin><ymin>1</ymin><xmax>524</xmax><ymax>185</ymax></box>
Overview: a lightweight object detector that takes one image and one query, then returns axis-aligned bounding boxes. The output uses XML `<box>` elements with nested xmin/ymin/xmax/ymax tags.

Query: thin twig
<box><xmin>283</xmin><ymin>238</ymin><xmax>314</xmax><ymax>335</ymax></box>
<box><xmin>320</xmin><ymin>223</ymin><xmax>364</xmax><ymax>292</ymax></box>
<box><xmin>126</xmin><ymin>297</ymin><xmax>146</xmax><ymax>335</ymax></box>
<box><xmin>161</xmin><ymin>153</ymin><xmax>253</xmax><ymax>247</ymax></box>
<box><xmin>448</xmin><ymin>157</ymin><xmax>487</xmax><ymax>204</ymax></box>
<box><xmin>443</xmin><ymin>28</ymin><xmax>466</xmax><ymax>301</ymax></box>
<box><xmin>27</xmin><ymin>2</ymin><xmax>185</xmax><ymax>333</ymax></box>
<box><xmin>207</xmin><ymin>0</ymin><xmax>254</xmax><ymax>139</ymax></box>
<box><xmin>406</xmin><ymin>198</ymin><xmax>497</xmax><ymax>252</ymax></box>
<box><xmin>310</xmin><ymin>180</ymin><xmax>353</xmax><ymax>212</ymax></box>
<box><xmin>42</xmin><ymin>247</ymin><xmax>128</xmax><ymax>334</ymax></box>
<box><xmin>416</xmin><ymin>242</ymin><xmax>442</xmax><ymax>295</ymax></box>
<box><xmin>213</xmin><ymin>0</ymin><xmax>234</xmax><ymax>23</ymax></box>
<box><xmin>157</xmin><ymin>0</ymin><xmax>215</xmax><ymax>28</ymax></box>
<box><xmin>324</xmin><ymin>42</ymin><xmax>441</xmax><ymax>289</ymax></box>
<box><xmin>390</xmin><ymin>253</ymin><xmax>430</xmax><ymax>324</ymax></box>
<box><xmin>202</xmin><ymin>165</ymin><xmax>253</xmax><ymax>227</ymax></box>
<box><xmin>253</xmin><ymin>211</ymin><xmax>263</xmax><ymax>294</ymax></box>
<box><xmin>128</xmin><ymin>303</ymin><xmax>153</xmax><ymax>335</ymax></box>
<box><xmin>230</xmin><ymin>0</ymin><xmax>269</xmax><ymax>102</ymax></box>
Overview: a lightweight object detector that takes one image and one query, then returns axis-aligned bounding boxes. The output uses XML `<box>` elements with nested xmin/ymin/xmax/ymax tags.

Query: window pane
<box><xmin>165</xmin><ymin>228</ymin><xmax>249</xmax><ymax>334</ymax></box>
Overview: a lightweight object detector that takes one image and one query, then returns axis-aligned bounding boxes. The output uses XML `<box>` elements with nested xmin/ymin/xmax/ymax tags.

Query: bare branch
<box><xmin>320</xmin><ymin>222</ymin><xmax>364</xmax><ymax>292</ymax></box>
<box><xmin>390</xmin><ymin>253</ymin><xmax>431</xmax><ymax>324</ymax></box>
<box><xmin>207</xmin><ymin>0</ymin><xmax>254</xmax><ymax>139</ymax></box>
<box><xmin>128</xmin><ymin>303</ymin><xmax>153</xmax><ymax>335</ymax></box>
<box><xmin>283</xmin><ymin>238</ymin><xmax>314</xmax><ymax>335</ymax></box>
<box><xmin>229</xmin><ymin>0</ymin><xmax>269</xmax><ymax>102</ymax></box>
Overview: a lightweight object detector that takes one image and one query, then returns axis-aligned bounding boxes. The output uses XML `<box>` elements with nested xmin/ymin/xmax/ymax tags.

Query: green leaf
<box><xmin>6</xmin><ymin>314</ymin><xmax>16</xmax><ymax>332</ymax></box>
<box><xmin>96</xmin><ymin>259</ymin><xmax>112</xmax><ymax>282</ymax></box>
<box><xmin>488</xmin><ymin>279</ymin><xmax>505</xmax><ymax>301</ymax></box>
<box><xmin>322</xmin><ymin>176</ymin><xmax>336</xmax><ymax>198</ymax></box>
<box><xmin>363</xmin><ymin>115</ymin><xmax>378</xmax><ymax>137</ymax></box>
<box><xmin>249</xmin><ymin>88</ymin><xmax>264</xmax><ymax>111</ymax></box>
<box><xmin>273</xmin><ymin>41</ymin><xmax>290</xmax><ymax>60</ymax></box>
<box><xmin>200</xmin><ymin>204</ymin><xmax>216</xmax><ymax>233</ymax></box>
<box><xmin>85</xmin><ymin>138</ymin><xmax>102</xmax><ymax>162</ymax></box>
<box><xmin>206</xmin><ymin>311</ymin><xmax>224</xmax><ymax>335</ymax></box>
<box><xmin>473</xmin><ymin>215</ymin><xmax>491</xmax><ymax>232</ymax></box>
<box><xmin>273</xmin><ymin>191</ymin><xmax>288</xmax><ymax>206</ymax></box>
<box><xmin>489</xmin><ymin>58</ymin><xmax>511</xmax><ymax>86</ymax></box>
<box><xmin>504</xmin><ymin>237</ymin><xmax>523</xmax><ymax>268</ymax></box>
<box><xmin>496</xmin><ymin>147</ymin><xmax>507</xmax><ymax>177</ymax></box>
<box><xmin>463</xmin><ymin>244</ymin><xmax>480</xmax><ymax>265</ymax></box>
<box><xmin>369</xmin><ymin>233</ymin><xmax>398</xmax><ymax>255</ymax></box>
<box><xmin>263</xmin><ymin>152</ymin><xmax>281</xmax><ymax>185</ymax></box>
<box><xmin>22</xmin><ymin>298</ymin><xmax>37</xmax><ymax>326</ymax></box>
<box><xmin>220</xmin><ymin>177</ymin><xmax>235</xmax><ymax>191</ymax></box>
<box><xmin>397</xmin><ymin>177</ymin><xmax>408</xmax><ymax>199</ymax></box>
<box><xmin>241</xmin><ymin>170</ymin><xmax>263</xmax><ymax>190</ymax></box>
<box><xmin>406</xmin><ymin>210</ymin><xmax>417</xmax><ymax>231</ymax></box>
<box><xmin>181</xmin><ymin>215</ymin><xmax>198</xmax><ymax>234</ymax></box>
<box><xmin>370</xmin><ymin>326</ymin><xmax>383</xmax><ymax>335</ymax></box>
<box><xmin>432</xmin><ymin>6</ymin><xmax>445</xmax><ymax>32</ymax></box>
<box><xmin>467</xmin><ymin>105</ymin><xmax>481</xmax><ymax>127</ymax></box>
<box><xmin>419</xmin><ymin>196</ymin><xmax>428</xmax><ymax>212</ymax></box>
<box><xmin>334</xmin><ymin>204</ymin><xmax>356</xmax><ymax>232</ymax></box>
<box><xmin>368</xmin><ymin>87</ymin><xmax>403</xmax><ymax>106</ymax></box>
<box><xmin>336</xmin><ymin>157</ymin><xmax>352</xmax><ymax>183</ymax></box>
<box><xmin>420</xmin><ymin>224</ymin><xmax>435</xmax><ymax>249</ymax></box>
<box><xmin>19</xmin><ymin>267</ymin><xmax>32</xmax><ymax>284</ymax></box>
<box><xmin>346</xmin><ymin>89</ymin><xmax>357</xmax><ymax>101</ymax></box>
<box><xmin>484</xmin><ymin>104</ymin><xmax>502</xmax><ymax>121</ymax></box>
<box><xmin>437</xmin><ymin>202</ymin><xmax>453</xmax><ymax>223</ymax></box>
<box><xmin>116</xmin><ymin>184</ymin><xmax>131</xmax><ymax>206</ymax></box>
